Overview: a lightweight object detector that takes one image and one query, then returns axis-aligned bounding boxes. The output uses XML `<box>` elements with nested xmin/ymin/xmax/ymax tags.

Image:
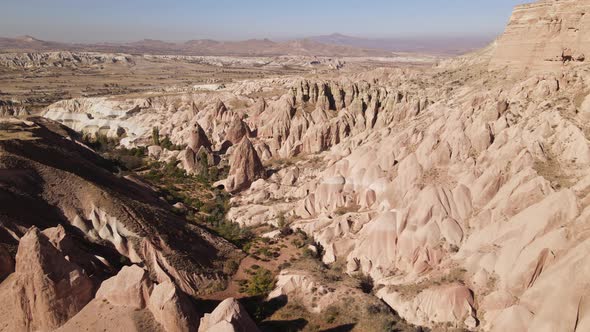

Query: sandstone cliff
<box><xmin>491</xmin><ymin>0</ymin><xmax>590</xmax><ymax>73</ymax></box>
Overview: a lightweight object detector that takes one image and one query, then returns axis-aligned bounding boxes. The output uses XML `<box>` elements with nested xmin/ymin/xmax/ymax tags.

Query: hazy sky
<box><xmin>1</xmin><ymin>0</ymin><xmax>527</xmax><ymax>42</ymax></box>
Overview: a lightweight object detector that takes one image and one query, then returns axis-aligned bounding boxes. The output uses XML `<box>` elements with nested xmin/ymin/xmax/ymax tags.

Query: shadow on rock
<box><xmin>260</xmin><ymin>318</ymin><xmax>308</xmax><ymax>332</ymax></box>
<box><xmin>319</xmin><ymin>323</ymin><xmax>357</xmax><ymax>332</ymax></box>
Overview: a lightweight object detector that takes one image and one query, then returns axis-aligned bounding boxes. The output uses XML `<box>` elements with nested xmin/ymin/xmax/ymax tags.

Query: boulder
<box><xmin>198</xmin><ymin>298</ymin><xmax>260</xmax><ymax>332</ymax></box>
<box><xmin>148</xmin><ymin>281</ymin><xmax>198</xmax><ymax>332</ymax></box>
<box><xmin>148</xmin><ymin>145</ymin><xmax>163</xmax><ymax>159</ymax></box>
<box><xmin>96</xmin><ymin>265</ymin><xmax>153</xmax><ymax>309</ymax></box>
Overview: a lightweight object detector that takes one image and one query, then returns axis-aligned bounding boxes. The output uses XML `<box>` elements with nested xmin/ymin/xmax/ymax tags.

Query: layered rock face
<box><xmin>491</xmin><ymin>0</ymin><xmax>590</xmax><ymax>73</ymax></box>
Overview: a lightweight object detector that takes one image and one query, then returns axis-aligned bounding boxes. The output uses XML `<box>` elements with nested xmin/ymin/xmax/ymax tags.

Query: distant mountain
<box><xmin>0</xmin><ymin>36</ymin><xmax>393</xmax><ymax>57</ymax></box>
<box><xmin>0</xmin><ymin>35</ymin><xmax>66</xmax><ymax>52</ymax></box>
<box><xmin>309</xmin><ymin>33</ymin><xmax>493</xmax><ymax>55</ymax></box>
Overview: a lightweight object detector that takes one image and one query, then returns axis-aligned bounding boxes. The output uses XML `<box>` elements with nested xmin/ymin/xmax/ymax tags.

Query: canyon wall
<box><xmin>491</xmin><ymin>0</ymin><xmax>590</xmax><ymax>73</ymax></box>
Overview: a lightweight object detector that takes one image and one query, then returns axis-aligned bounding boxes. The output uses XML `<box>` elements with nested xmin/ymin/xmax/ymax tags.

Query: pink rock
<box><xmin>0</xmin><ymin>227</ymin><xmax>94</xmax><ymax>331</ymax></box>
<box><xmin>148</xmin><ymin>281</ymin><xmax>198</xmax><ymax>332</ymax></box>
<box><xmin>224</xmin><ymin>137</ymin><xmax>265</xmax><ymax>193</ymax></box>
<box><xmin>96</xmin><ymin>265</ymin><xmax>153</xmax><ymax>309</ymax></box>
<box><xmin>198</xmin><ymin>298</ymin><xmax>260</xmax><ymax>332</ymax></box>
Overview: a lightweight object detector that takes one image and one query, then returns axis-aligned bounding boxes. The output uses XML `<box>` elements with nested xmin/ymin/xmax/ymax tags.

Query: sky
<box><xmin>0</xmin><ymin>0</ymin><xmax>528</xmax><ymax>43</ymax></box>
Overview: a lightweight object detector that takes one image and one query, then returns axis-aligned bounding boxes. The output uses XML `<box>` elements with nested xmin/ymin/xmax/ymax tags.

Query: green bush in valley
<box><xmin>160</xmin><ymin>135</ymin><xmax>173</xmax><ymax>150</ymax></box>
<box><xmin>245</xmin><ymin>268</ymin><xmax>275</xmax><ymax>297</ymax></box>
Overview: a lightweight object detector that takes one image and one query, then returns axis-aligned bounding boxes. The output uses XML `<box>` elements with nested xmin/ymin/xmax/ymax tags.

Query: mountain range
<box><xmin>0</xmin><ymin>34</ymin><xmax>490</xmax><ymax>56</ymax></box>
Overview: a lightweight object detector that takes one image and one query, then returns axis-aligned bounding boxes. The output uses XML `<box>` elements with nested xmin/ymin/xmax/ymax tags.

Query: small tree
<box><xmin>160</xmin><ymin>135</ymin><xmax>173</xmax><ymax>150</ymax></box>
<box><xmin>277</xmin><ymin>212</ymin><xmax>293</xmax><ymax>236</ymax></box>
<box><xmin>152</xmin><ymin>127</ymin><xmax>160</xmax><ymax>146</ymax></box>
<box><xmin>245</xmin><ymin>268</ymin><xmax>275</xmax><ymax>296</ymax></box>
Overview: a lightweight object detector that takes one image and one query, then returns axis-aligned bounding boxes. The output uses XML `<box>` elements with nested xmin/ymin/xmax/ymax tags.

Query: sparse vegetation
<box><xmin>82</xmin><ymin>133</ymin><xmax>120</xmax><ymax>152</ymax></box>
<box><xmin>334</xmin><ymin>204</ymin><xmax>360</xmax><ymax>216</ymax></box>
<box><xmin>242</xmin><ymin>268</ymin><xmax>276</xmax><ymax>297</ymax></box>
<box><xmin>152</xmin><ymin>126</ymin><xmax>160</xmax><ymax>146</ymax></box>
<box><xmin>534</xmin><ymin>156</ymin><xmax>575</xmax><ymax>190</ymax></box>
<box><xmin>141</xmin><ymin>158</ymin><xmax>252</xmax><ymax>249</ymax></box>
<box><xmin>261</xmin><ymin>293</ymin><xmax>418</xmax><ymax>332</ymax></box>
<box><xmin>82</xmin><ymin>133</ymin><xmax>147</xmax><ymax>170</ymax></box>
<box><xmin>355</xmin><ymin>273</ymin><xmax>375</xmax><ymax>294</ymax></box>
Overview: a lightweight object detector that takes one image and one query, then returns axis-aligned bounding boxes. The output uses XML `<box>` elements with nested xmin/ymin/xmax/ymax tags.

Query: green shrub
<box><xmin>83</xmin><ymin>133</ymin><xmax>120</xmax><ymax>152</ymax></box>
<box><xmin>224</xmin><ymin>260</ymin><xmax>240</xmax><ymax>275</ymax></box>
<box><xmin>245</xmin><ymin>268</ymin><xmax>275</xmax><ymax>296</ymax></box>
<box><xmin>152</xmin><ymin>127</ymin><xmax>160</xmax><ymax>146</ymax></box>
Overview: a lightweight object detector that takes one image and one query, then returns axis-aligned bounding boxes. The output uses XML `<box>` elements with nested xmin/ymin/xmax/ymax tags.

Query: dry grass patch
<box><xmin>386</xmin><ymin>267</ymin><xmax>468</xmax><ymax>301</ymax></box>
<box><xmin>533</xmin><ymin>157</ymin><xmax>575</xmax><ymax>190</ymax></box>
<box><xmin>263</xmin><ymin>295</ymin><xmax>419</xmax><ymax>332</ymax></box>
<box><xmin>334</xmin><ymin>204</ymin><xmax>361</xmax><ymax>216</ymax></box>
<box><xmin>0</xmin><ymin>121</ymin><xmax>39</xmax><ymax>141</ymax></box>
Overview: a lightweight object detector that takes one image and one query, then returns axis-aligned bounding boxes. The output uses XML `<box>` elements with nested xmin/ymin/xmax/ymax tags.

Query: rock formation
<box><xmin>188</xmin><ymin>123</ymin><xmax>212</xmax><ymax>152</ymax></box>
<box><xmin>61</xmin><ymin>265</ymin><xmax>200</xmax><ymax>332</ymax></box>
<box><xmin>198</xmin><ymin>298</ymin><xmax>260</xmax><ymax>332</ymax></box>
<box><xmin>148</xmin><ymin>281</ymin><xmax>198</xmax><ymax>332</ymax></box>
<box><xmin>0</xmin><ymin>117</ymin><xmax>240</xmax><ymax>298</ymax></box>
<box><xmin>0</xmin><ymin>51</ymin><xmax>133</xmax><ymax>69</ymax></box>
<box><xmin>0</xmin><ymin>227</ymin><xmax>94</xmax><ymax>331</ymax></box>
<box><xmin>95</xmin><ymin>265</ymin><xmax>154</xmax><ymax>309</ymax></box>
<box><xmin>491</xmin><ymin>0</ymin><xmax>590</xmax><ymax>73</ymax></box>
<box><xmin>222</xmin><ymin>137</ymin><xmax>265</xmax><ymax>192</ymax></box>
<box><xmin>180</xmin><ymin>123</ymin><xmax>216</xmax><ymax>175</ymax></box>
<box><xmin>377</xmin><ymin>284</ymin><xmax>477</xmax><ymax>329</ymax></box>
<box><xmin>0</xmin><ymin>100</ymin><xmax>29</xmax><ymax>117</ymax></box>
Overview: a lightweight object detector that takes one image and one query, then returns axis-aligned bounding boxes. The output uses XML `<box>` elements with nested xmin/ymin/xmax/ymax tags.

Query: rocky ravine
<box><xmin>25</xmin><ymin>0</ymin><xmax>590</xmax><ymax>330</ymax></box>
<box><xmin>0</xmin><ymin>118</ymin><xmax>260</xmax><ymax>331</ymax></box>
